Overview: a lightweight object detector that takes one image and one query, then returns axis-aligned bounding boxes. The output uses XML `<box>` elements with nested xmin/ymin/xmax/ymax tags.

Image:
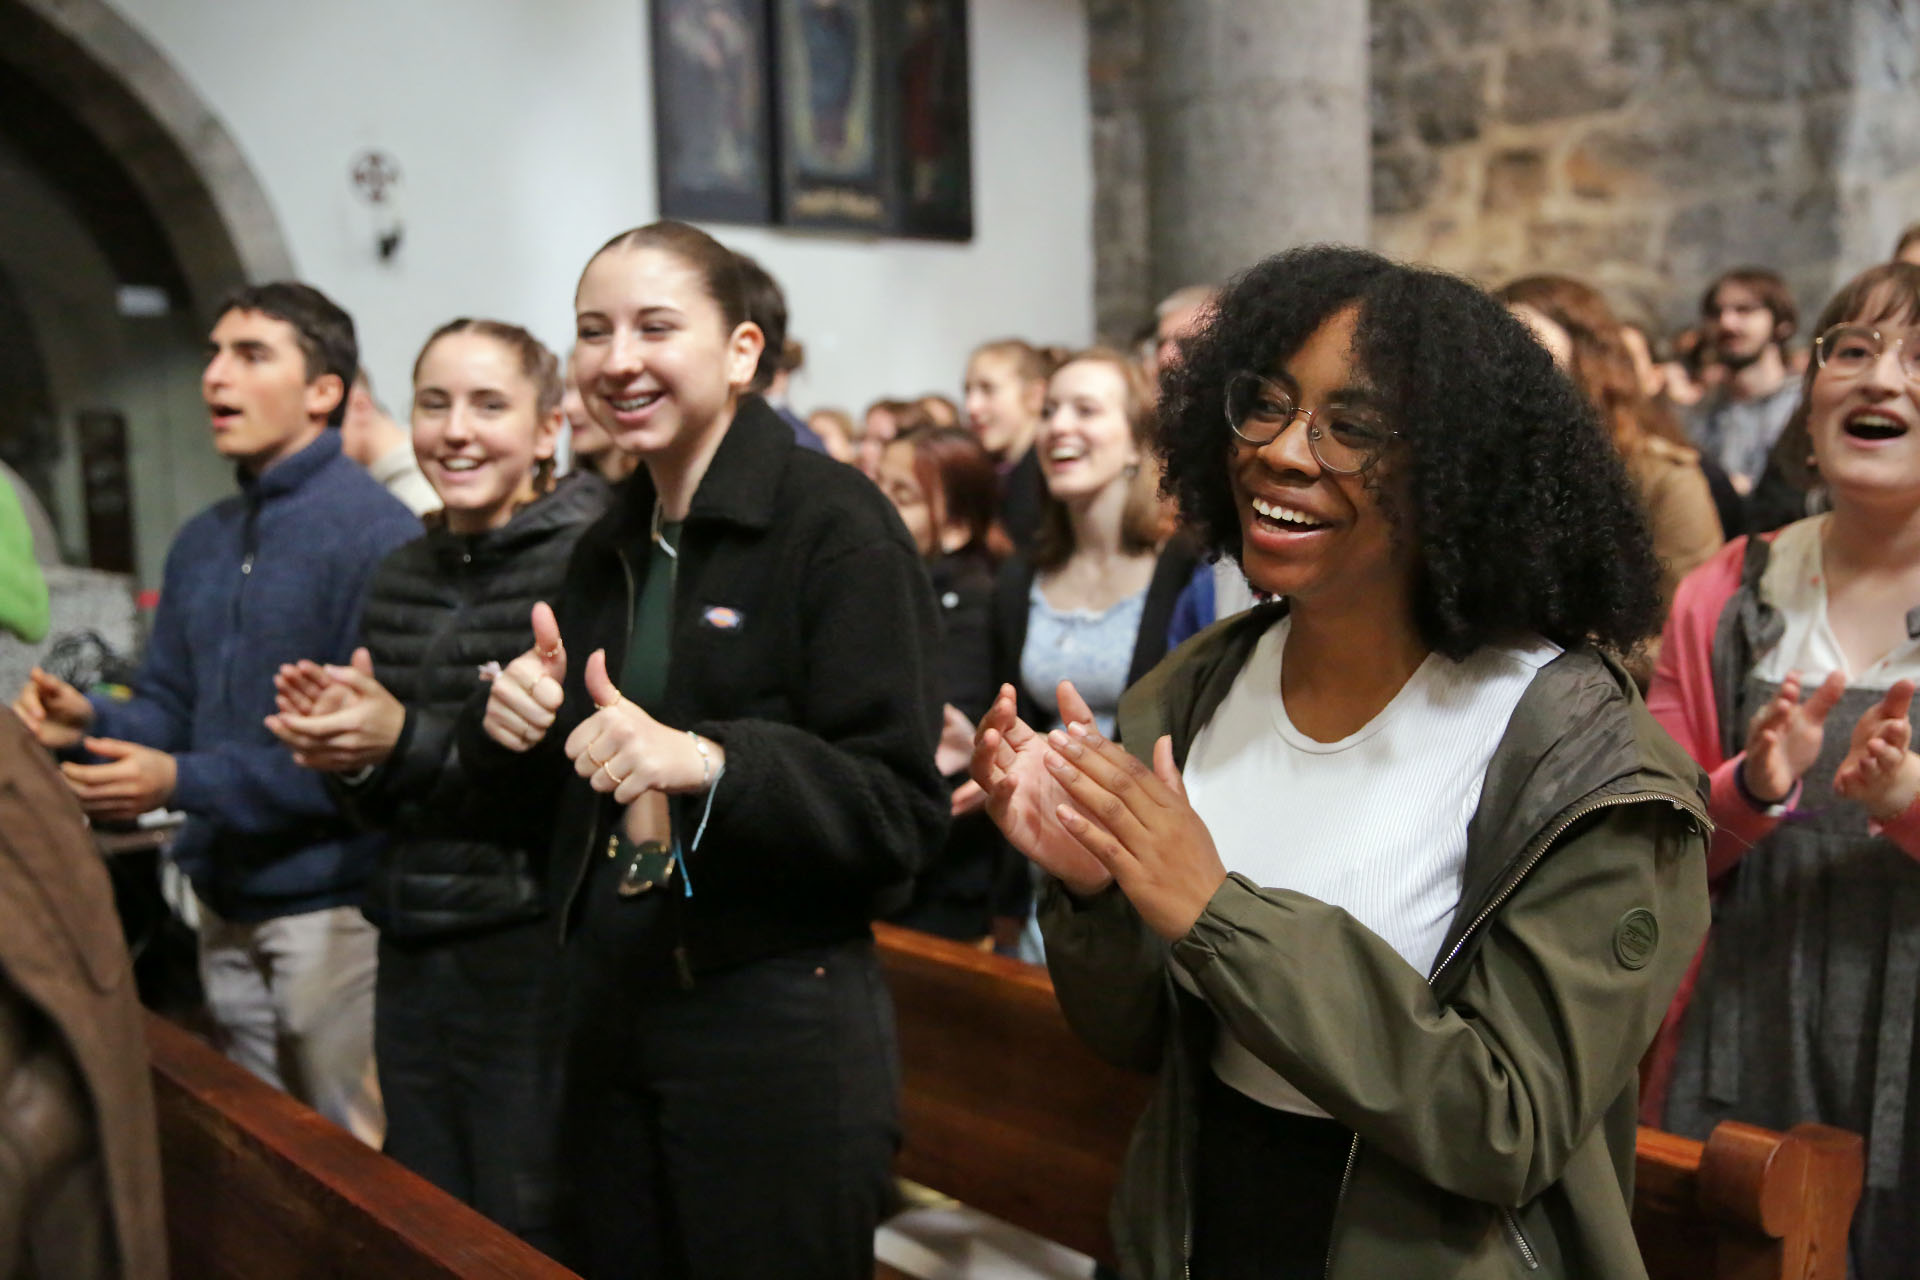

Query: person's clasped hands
<box><xmin>1743</xmin><ymin>670</ymin><xmax>1920</xmax><ymax>821</ymax></box>
<box><xmin>971</xmin><ymin>678</ymin><xmax>1228</xmax><ymax>942</ymax></box>
<box><xmin>265</xmin><ymin>647</ymin><xmax>406</xmax><ymax>772</ymax></box>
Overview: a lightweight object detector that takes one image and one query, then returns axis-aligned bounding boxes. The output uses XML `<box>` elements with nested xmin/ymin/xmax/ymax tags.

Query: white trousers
<box><xmin>196</xmin><ymin>900</ymin><xmax>384</xmax><ymax>1146</ymax></box>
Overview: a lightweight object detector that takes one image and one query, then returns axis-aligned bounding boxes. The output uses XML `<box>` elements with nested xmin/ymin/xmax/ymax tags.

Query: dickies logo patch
<box><xmin>700</xmin><ymin>606</ymin><xmax>744</xmax><ymax>631</ymax></box>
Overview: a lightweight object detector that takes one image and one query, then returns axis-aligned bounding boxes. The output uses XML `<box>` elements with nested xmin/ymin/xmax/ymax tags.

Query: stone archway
<box><xmin>0</xmin><ymin>0</ymin><xmax>294</xmax><ymax>321</ymax></box>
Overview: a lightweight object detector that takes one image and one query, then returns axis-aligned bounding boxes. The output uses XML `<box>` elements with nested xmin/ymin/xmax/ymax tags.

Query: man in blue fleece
<box><xmin>14</xmin><ymin>283</ymin><xmax>418</xmax><ymax>1142</ymax></box>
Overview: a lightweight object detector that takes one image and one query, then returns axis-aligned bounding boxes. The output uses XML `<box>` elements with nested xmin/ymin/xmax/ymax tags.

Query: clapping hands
<box><xmin>1835</xmin><ymin>680</ymin><xmax>1920</xmax><ymax>822</ymax></box>
<box><xmin>971</xmin><ymin>680</ymin><xmax>1229</xmax><ymax>940</ymax></box>
<box><xmin>1741</xmin><ymin>669</ymin><xmax>1845</xmax><ymax>804</ymax></box>
<box><xmin>265</xmin><ymin>647</ymin><xmax>406</xmax><ymax>772</ymax></box>
<box><xmin>1744</xmin><ymin>670</ymin><xmax>1920</xmax><ymax>823</ymax></box>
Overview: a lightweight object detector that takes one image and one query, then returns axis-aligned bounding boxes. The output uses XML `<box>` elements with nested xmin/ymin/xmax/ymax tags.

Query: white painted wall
<box><xmin>0</xmin><ymin>135</ymin><xmax>232</xmax><ymax>587</ymax></box>
<box><xmin>107</xmin><ymin>0</ymin><xmax>1095</xmax><ymax>418</ymax></box>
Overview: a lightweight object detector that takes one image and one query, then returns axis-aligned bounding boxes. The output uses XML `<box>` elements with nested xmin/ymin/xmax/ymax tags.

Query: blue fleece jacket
<box><xmin>90</xmin><ymin>430</ymin><xmax>420</xmax><ymax>921</ymax></box>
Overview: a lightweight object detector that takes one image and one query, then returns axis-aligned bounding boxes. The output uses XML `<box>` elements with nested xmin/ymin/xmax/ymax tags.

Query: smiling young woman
<box><xmin>965</xmin><ymin>337</ymin><xmax>1059</xmax><ymax>549</ymax></box>
<box><xmin>458</xmin><ymin>221</ymin><xmax>946</xmax><ymax>1279</ymax></box>
<box><xmin>988</xmin><ymin>348</ymin><xmax>1196</xmax><ymax>960</ymax></box>
<box><xmin>264</xmin><ymin>317</ymin><xmax>605</xmax><ymax>1244</ymax></box>
<box><xmin>1648</xmin><ymin>261</ymin><xmax>1920</xmax><ymax>1280</ymax></box>
<box><xmin>877</xmin><ymin>425</ymin><xmax>1012</xmax><ymax>942</ymax></box>
<box><xmin>972</xmin><ymin>246</ymin><xmax>1710</xmax><ymax>1280</ymax></box>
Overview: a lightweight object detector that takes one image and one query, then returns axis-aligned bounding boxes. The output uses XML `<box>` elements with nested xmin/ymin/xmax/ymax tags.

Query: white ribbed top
<box><xmin>1175</xmin><ymin>615</ymin><xmax>1560</xmax><ymax>1116</ymax></box>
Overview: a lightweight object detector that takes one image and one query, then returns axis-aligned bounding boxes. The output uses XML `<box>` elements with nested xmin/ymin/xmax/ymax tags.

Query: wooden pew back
<box><xmin>874</xmin><ymin>923</ymin><xmax>1864</xmax><ymax>1280</ymax></box>
<box><xmin>1633</xmin><ymin>1121</ymin><xmax>1863</xmax><ymax>1280</ymax></box>
<box><xmin>879</xmin><ymin>923</ymin><xmax>1148</xmax><ymax>1262</ymax></box>
<box><xmin>145</xmin><ymin>1014</ymin><xmax>577</xmax><ymax>1280</ymax></box>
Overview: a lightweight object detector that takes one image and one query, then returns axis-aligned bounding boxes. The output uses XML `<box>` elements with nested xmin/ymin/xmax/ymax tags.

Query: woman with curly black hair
<box><xmin>971</xmin><ymin>245</ymin><xmax>1711</xmax><ymax>1279</ymax></box>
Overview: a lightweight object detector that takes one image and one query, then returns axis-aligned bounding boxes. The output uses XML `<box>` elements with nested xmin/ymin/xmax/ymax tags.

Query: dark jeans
<box><xmin>556</xmin><ymin>935</ymin><xmax>900</xmax><ymax>1280</ymax></box>
<box><xmin>374</xmin><ymin>917</ymin><xmax>564</xmax><ymax>1250</ymax></box>
<box><xmin>1190</xmin><ymin>1070</ymin><xmax>1351</xmax><ymax>1280</ymax></box>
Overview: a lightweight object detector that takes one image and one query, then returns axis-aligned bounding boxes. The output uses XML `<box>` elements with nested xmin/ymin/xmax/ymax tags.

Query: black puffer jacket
<box><xmin>345</xmin><ymin>473</ymin><xmax>607</xmax><ymax>937</ymax></box>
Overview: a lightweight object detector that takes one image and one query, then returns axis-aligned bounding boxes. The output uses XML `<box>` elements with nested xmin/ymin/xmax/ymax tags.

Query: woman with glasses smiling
<box><xmin>1648</xmin><ymin>261</ymin><xmax>1920</xmax><ymax>1280</ymax></box>
<box><xmin>971</xmin><ymin>245</ymin><xmax>1709</xmax><ymax>1279</ymax></box>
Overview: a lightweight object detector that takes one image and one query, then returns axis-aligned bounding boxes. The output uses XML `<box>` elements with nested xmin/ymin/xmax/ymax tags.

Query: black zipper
<box><xmin>1317</xmin><ymin>789</ymin><xmax>1708</xmax><ymax>1279</ymax></box>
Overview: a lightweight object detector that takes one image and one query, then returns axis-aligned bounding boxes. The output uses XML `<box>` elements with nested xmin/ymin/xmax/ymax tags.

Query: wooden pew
<box><xmin>145</xmin><ymin>1014</ymin><xmax>577</xmax><ymax>1280</ymax></box>
<box><xmin>1634</xmin><ymin>1122</ymin><xmax>1863</xmax><ymax>1280</ymax></box>
<box><xmin>874</xmin><ymin>923</ymin><xmax>1864</xmax><ymax>1280</ymax></box>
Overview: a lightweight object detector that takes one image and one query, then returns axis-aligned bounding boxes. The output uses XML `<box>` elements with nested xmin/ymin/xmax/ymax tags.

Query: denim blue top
<box><xmin>1018</xmin><ymin>578</ymin><xmax>1148</xmax><ymax>739</ymax></box>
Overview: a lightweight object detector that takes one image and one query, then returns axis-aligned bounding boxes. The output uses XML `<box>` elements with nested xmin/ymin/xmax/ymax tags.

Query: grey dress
<box><xmin>1662</xmin><ymin>534</ymin><xmax>1920</xmax><ymax>1280</ymax></box>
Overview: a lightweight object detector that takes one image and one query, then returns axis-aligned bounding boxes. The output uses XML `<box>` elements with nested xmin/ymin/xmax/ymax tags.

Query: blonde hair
<box><xmin>1034</xmin><ymin>347</ymin><xmax>1166</xmax><ymax>571</ymax></box>
<box><xmin>969</xmin><ymin>338</ymin><xmax>1063</xmax><ymax>386</ymax></box>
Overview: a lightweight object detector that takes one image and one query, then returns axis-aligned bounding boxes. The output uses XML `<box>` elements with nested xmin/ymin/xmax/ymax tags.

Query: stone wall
<box><xmin>1091</xmin><ymin>0</ymin><xmax>1920</xmax><ymax>341</ymax></box>
<box><xmin>1089</xmin><ymin>0</ymin><xmax>1154</xmax><ymax>342</ymax></box>
<box><xmin>1372</xmin><ymin>0</ymin><xmax>1920</xmax><ymax>331</ymax></box>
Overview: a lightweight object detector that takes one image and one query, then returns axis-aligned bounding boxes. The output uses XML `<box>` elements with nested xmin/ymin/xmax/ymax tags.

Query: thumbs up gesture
<box><xmin>562</xmin><ymin>649</ymin><xmax>724</xmax><ymax>804</ymax></box>
<box><xmin>265</xmin><ymin>648</ymin><xmax>406</xmax><ymax>772</ymax></box>
<box><xmin>483</xmin><ymin>602</ymin><xmax>569</xmax><ymax>752</ymax></box>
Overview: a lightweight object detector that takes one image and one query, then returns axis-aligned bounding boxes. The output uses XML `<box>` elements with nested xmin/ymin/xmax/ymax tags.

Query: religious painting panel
<box><xmin>890</xmin><ymin>0</ymin><xmax>971</xmax><ymax>240</ymax></box>
<box><xmin>773</xmin><ymin>0</ymin><xmax>888</xmax><ymax>230</ymax></box>
<box><xmin>652</xmin><ymin>0</ymin><xmax>777</xmax><ymax>224</ymax></box>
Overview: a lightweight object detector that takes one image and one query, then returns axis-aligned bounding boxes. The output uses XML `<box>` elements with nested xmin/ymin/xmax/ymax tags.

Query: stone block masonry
<box><xmin>1091</xmin><ymin>0</ymin><xmax>1920</xmax><ymax>342</ymax></box>
<box><xmin>1370</xmin><ymin>0</ymin><xmax>1920</xmax><ymax>330</ymax></box>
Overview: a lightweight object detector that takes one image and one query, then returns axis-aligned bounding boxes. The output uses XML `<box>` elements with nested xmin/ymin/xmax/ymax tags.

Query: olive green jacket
<box><xmin>1040</xmin><ymin>605</ymin><xmax>1711</xmax><ymax>1280</ymax></box>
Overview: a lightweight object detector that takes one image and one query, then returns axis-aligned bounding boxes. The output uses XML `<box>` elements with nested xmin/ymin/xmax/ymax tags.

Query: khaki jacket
<box><xmin>0</xmin><ymin>715</ymin><xmax>166</xmax><ymax>1279</ymax></box>
<box><xmin>1040</xmin><ymin>605</ymin><xmax>1710</xmax><ymax>1280</ymax></box>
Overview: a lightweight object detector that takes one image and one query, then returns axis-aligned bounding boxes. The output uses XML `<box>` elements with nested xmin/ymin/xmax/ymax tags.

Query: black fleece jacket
<box><xmin>457</xmin><ymin>397</ymin><xmax>948</xmax><ymax>975</ymax></box>
<box><xmin>344</xmin><ymin>473</ymin><xmax>607</xmax><ymax>937</ymax></box>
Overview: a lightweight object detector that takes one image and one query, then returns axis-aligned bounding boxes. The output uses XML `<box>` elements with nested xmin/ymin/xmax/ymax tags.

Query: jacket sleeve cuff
<box><xmin>1709</xmin><ymin>753</ymin><xmax>1791</xmax><ymax>827</ymax></box>
<box><xmin>1169</xmin><ymin>873</ymin><xmax>1257</xmax><ymax>977</ymax></box>
<box><xmin>1869</xmin><ymin>791</ymin><xmax>1920</xmax><ymax>857</ymax></box>
<box><xmin>168</xmin><ymin>750</ymin><xmax>215</xmax><ymax>814</ymax></box>
<box><xmin>84</xmin><ymin>693</ymin><xmax>123</xmax><ymax>742</ymax></box>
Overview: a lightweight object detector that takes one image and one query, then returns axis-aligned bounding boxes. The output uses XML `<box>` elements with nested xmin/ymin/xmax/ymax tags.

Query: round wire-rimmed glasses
<box><xmin>1223</xmin><ymin>371</ymin><xmax>1398</xmax><ymax>475</ymax></box>
<box><xmin>1813</xmin><ymin>324</ymin><xmax>1920</xmax><ymax>383</ymax></box>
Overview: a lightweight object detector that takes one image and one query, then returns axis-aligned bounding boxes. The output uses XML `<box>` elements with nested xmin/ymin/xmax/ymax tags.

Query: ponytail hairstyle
<box><xmin>412</xmin><ymin>317</ymin><xmax>564</xmax><ymax>493</ymax></box>
<box><xmin>583</xmin><ymin>220</ymin><xmax>753</xmax><ymax>332</ymax></box>
<box><xmin>969</xmin><ymin>337</ymin><xmax>1062</xmax><ymax>387</ymax></box>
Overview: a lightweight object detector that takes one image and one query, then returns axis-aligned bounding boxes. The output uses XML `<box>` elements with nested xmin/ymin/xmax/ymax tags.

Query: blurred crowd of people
<box><xmin>8</xmin><ymin>216</ymin><xmax>1920</xmax><ymax>1280</ymax></box>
